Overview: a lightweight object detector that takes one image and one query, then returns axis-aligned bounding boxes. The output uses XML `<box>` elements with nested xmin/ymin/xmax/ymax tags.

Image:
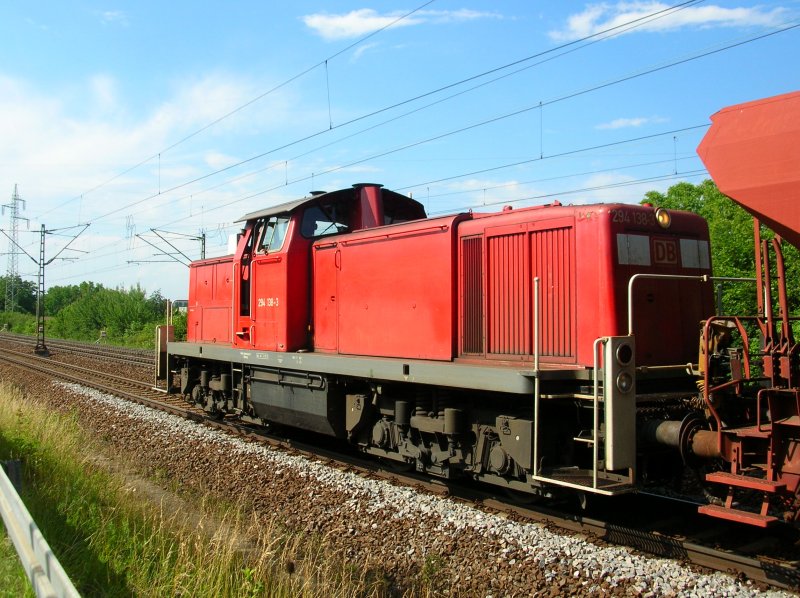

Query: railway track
<box><xmin>0</xmin><ymin>342</ymin><xmax>797</xmax><ymax>592</ymax></box>
<box><xmin>0</xmin><ymin>332</ymin><xmax>154</xmax><ymax>366</ymax></box>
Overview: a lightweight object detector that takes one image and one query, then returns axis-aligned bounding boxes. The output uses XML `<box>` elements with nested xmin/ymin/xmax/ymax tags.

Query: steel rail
<box><xmin>0</xmin><ymin>333</ymin><xmax>153</xmax><ymax>366</ymax></box>
<box><xmin>0</xmin><ymin>349</ymin><xmax>196</xmax><ymax>421</ymax></box>
<box><xmin>477</xmin><ymin>498</ymin><xmax>800</xmax><ymax>591</ymax></box>
<box><xmin>0</xmin><ymin>346</ymin><xmax>797</xmax><ymax>591</ymax></box>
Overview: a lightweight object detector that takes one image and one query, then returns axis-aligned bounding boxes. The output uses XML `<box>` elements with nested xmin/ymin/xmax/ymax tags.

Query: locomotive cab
<box><xmin>230</xmin><ymin>184</ymin><xmax>426</xmax><ymax>352</ymax></box>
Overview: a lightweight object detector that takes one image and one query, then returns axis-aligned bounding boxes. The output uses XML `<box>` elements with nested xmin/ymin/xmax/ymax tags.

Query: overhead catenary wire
<box><xmin>428</xmin><ymin>169</ymin><xmax>709</xmax><ymax>215</ymax></box>
<box><xmin>46</xmin><ymin>167</ymin><xmax>711</xmax><ymax>285</ymax></box>
<box><xmin>38</xmin><ymin>0</ymin><xmax>440</xmax><ymax>219</ymax></box>
<box><xmin>39</xmin><ymin>9</ymin><xmax>799</xmax><ymax>286</ymax></box>
<box><xmin>86</xmin><ymin>0</ymin><xmax>713</xmax><ymax>236</ymax></box>
<box><xmin>44</xmin><ymin>0</ymin><xmax>708</xmax><ymax>226</ymax></box>
<box><xmin>419</xmin><ymin>155</ymin><xmax>699</xmax><ymax>201</ymax></box>
<box><xmin>46</xmin><ymin>124</ymin><xmax>710</xmax><ymax>278</ymax></box>
<box><xmin>82</xmin><ymin>17</ymin><xmax>799</xmax><ymax>230</ymax></box>
<box><xmin>46</xmin><ymin>156</ymin><xmax>691</xmax><ymax>274</ymax></box>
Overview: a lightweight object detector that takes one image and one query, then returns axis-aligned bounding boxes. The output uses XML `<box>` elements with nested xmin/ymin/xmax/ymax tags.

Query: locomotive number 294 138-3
<box><xmin>610</xmin><ymin>209</ymin><xmax>656</xmax><ymax>227</ymax></box>
<box><xmin>257</xmin><ymin>297</ymin><xmax>280</xmax><ymax>308</ymax></box>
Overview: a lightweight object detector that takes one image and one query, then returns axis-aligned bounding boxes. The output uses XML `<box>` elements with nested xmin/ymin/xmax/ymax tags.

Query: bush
<box><xmin>47</xmin><ymin>285</ymin><xmax>169</xmax><ymax>348</ymax></box>
<box><xmin>0</xmin><ymin>312</ymin><xmax>37</xmax><ymax>335</ymax></box>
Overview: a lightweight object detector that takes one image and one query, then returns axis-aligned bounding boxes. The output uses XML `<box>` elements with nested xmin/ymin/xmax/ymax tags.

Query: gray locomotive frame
<box><xmin>162</xmin><ymin>334</ymin><xmax>644</xmax><ymax>497</ymax></box>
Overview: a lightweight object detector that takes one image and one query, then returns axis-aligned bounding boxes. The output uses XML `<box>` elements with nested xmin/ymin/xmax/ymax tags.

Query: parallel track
<box><xmin>0</xmin><ymin>332</ymin><xmax>153</xmax><ymax>366</ymax></box>
<box><xmin>0</xmin><ymin>343</ymin><xmax>797</xmax><ymax>592</ymax></box>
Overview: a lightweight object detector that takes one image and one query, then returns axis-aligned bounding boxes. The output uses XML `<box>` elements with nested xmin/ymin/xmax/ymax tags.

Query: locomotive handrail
<box><xmin>627</xmin><ymin>274</ymin><xmax>758</xmax><ymax>335</ymax></box>
<box><xmin>338</xmin><ymin>223</ymin><xmax>450</xmax><ymax>246</ymax></box>
<box><xmin>700</xmin><ymin>315</ymin><xmax>757</xmax><ymax>454</ymax></box>
<box><xmin>532</xmin><ymin>277</ymin><xmax>541</xmax><ymax>476</ymax></box>
<box><xmin>591</xmin><ymin>337</ymin><xmax>605</xmax><ymax>489</ymax></box>
<box><xmin>627</xmin><ymin>273</ymin><xmax>709</xmax><ymax>336</ymax></box>
<box><xmin>0</xmin><ymin>464</ymin><xmax>80</xmax><ymax>598</ymax></box>
<box><xmin>534</xmin><ymin>277</ymin><xmax>540</xmax><ymax>373</ymax></box>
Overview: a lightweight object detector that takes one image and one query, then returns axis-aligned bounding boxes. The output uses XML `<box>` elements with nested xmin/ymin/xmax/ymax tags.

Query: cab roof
<box><xmin>235</xmin><ymin>185</ymin><xmax>423</xmax><ymax>223</ymax></box>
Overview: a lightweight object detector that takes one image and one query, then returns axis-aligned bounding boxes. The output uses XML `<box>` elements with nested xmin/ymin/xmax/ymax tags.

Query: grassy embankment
<box><xmin>0</xmin><ymin>383</ymin><xmax>395</xmax><ymax>597</ymax></box>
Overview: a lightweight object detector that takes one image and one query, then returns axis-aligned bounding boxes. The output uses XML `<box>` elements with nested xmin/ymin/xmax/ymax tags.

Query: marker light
<box><xmin>655</xmin><ymin>207</ymin><xmax>671</xmax><ymax>229</ymax></box>
<box><xmin>616</xmin><ymin>372</ymin><xmax>634</xmax><ymax>393</ymax></box>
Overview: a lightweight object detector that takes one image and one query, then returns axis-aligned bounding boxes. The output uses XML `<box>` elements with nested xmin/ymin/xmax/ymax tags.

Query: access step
<box><xmin>533</xmin><ymin>468</ymin><xmax>635</xmax><ymax>496</ymax></box>
<box><xmin>705</xmin><ymin>471</ymin><xmax>786</xmax><ymax>492</ymax></box>
<box><xmin>698</xmin><ymin>504</ymin><xmax>779</xmax><ymax>528</ymax></box>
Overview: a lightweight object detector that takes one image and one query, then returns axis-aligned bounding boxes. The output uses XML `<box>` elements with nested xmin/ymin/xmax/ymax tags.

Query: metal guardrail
<box><xmin>0</xmin><ymin>462</ymin><xmax>80</xmax><ymax>598</ymax></box>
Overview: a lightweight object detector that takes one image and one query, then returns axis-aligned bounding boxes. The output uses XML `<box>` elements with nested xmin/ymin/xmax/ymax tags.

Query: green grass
<box><xmin>0</xmin><ymin>529</ymin><xmax>33</xmax><ymax>598</ymax></box>
<box><xmin>0</xmin><ymin>384</ymin><xmax>396</xmax><ymax>597</ymax></box>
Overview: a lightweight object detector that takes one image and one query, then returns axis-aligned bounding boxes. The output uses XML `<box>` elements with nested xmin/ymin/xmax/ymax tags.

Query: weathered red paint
<box><xmin>187</xmin><ymin>193</ymin><xmax>712</xmax><ymax>369</ymax></box>
<box><xmin>456</xmin><ymin>203</ymin><xmax>713</xmax><ymax>367</ymax></box>
<box><xmin>698</xmin><ymin>90</ymin><xmax>800</xmax><ymax>248</ymax></box>
<box><xmin>186</xmin><ymin>256</ymin><xmax>233</xmax><ymax>344</ymax></box>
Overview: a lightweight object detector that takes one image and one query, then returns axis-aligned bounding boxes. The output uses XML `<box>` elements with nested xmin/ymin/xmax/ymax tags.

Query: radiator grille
<box><xmin>487</xmin><ymin>233</ymin><xmax>527</xmax><ymax>355</ymax></box>
<box><xmin>532</xmin><ymin>226</ymin><xmax>574</xmax><ymax>357</ymax></box>
<box><xmin>461</xmin><ymin>236</ymin><xmax>484</xmax><ymax>354</ymax></box>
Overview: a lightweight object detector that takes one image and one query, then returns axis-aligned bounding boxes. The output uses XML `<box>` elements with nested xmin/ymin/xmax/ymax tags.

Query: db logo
<box><xmin>652</xmin><ymin>238</ymin><xmax>678</xmax><ymax>265</ymax></box>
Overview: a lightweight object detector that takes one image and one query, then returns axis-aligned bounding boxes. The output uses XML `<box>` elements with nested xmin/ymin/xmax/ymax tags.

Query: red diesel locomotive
<box><xmin>161</xmin><ymin>92</ymin><xmax>800</xmax><ymax>526</ymax></box>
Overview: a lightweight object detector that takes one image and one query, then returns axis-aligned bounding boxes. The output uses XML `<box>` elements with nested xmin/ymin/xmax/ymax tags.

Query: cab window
<box><xmin>383</xmin><ymin>198</ymin><xmax>426</xmax><ymax>224</ymax></box>
<box><xmin>256</xmin><ymin>215</ymin><xmax>290</xmax><ymax>253</ymax></box>
<box><xmin>301</xmin><ymin>200</ymin><xmax>352</xmax><ymax>238</ymax></box>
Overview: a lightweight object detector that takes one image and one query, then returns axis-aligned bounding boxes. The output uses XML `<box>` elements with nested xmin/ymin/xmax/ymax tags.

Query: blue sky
<box><xmin>1</xmin><ymin>1</ymin><xmax>798</xmax><ymax>299</ymax></box>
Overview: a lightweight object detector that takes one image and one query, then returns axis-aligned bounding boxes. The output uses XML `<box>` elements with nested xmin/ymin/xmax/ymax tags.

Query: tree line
<box><xmin>0</xmin><ymin>280</ymin><xmax>185</xmax><ymax>348</ymax></box>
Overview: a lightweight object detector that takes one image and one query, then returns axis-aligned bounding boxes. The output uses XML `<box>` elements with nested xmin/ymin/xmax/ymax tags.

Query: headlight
<box><xmin>615</xmin><ymin>343</ymin><xmax>633</xmax><ymax>366</ymax></box>
<box><xmin>655</xmin><ymin>207</ymin><xmax>671</xmax><ymax>229</ymax></box>
<box><xmin>616</xmin><ymin>372</ymin><xmax>634</xmax><ymax>393</ymax></box>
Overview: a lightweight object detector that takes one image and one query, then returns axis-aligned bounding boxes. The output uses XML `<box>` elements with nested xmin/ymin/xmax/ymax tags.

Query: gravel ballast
<box><xmin>32</xmin><ymin>379</ymin><xmax>792</xmax><ymax>597</ymax></box>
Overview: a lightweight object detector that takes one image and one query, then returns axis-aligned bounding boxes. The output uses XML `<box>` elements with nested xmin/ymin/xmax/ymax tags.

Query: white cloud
<box><xmin>25</xmin><ymin>18</ymin><xmax>49</xmax><ymax>32</ymax></box>
<box><xmin>549</xmin><ymin>2</ymin><xmax>786</xmax><ymax>41</ymax></box>
<box><xmin>571</xmin><ymin>172</ymin><xmax>652</xmax><ymax>204</ymax></box>
<box><xmin>0</xmin><ymin>71</ymin><xmax>299</xmax><ymax>240</ymax></box>
<box><xmin>302</xmin><ymin>8</ymin><xmax>501</xmax><ymax>41</ymax></box>
<box><xmin>352</xmin><ymin>42</ymin><xmax>379</xmax><ymax>61</ymax></box>
<box><xmin>89</xmin><ymin>75</ymin><xmax>117</xmax><ymax>113</ymax></box>
<box><xmin>302</xmin><ymin>9</ymin><xmax>417</xmax><ymax>41</ymax></box>
<box><xmin>424</xmin><ymin>9</ymin><xmax>503</xmax><ymax>24</ymax></box>
<box><xmin>596</xmin><ymin>115</ymin><xmax>667</xmax><ymax>129</ymax></box>
<box><xmin>100</xmin><ymin>11</ymin><xmax>129</xmax><ymax>26</ymax></box>
<box><xmin>204</xmin><ymin>151</ymin><xmax>239</xmax><ymax>170</ymax></box>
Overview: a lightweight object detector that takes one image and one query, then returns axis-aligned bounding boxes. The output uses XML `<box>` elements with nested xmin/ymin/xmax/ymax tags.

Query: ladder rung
<box><xmin>698</xmin><ymin>504</ymin><xmax>778</xmax><ymax>527</ymax></box>
<box><xmin>705</xmin><ymin>471</ymin><xmax>786</xmax><ymax>492</ymax></box>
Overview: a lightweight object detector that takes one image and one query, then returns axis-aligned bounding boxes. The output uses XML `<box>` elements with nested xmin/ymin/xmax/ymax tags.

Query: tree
<box><xmin>0</xmin><ymin>275</ymin><xmax>37</xmax><ymax>314</ymax></box>
<box><xmin>643</xmin><ymin>179</ymin><xmax>800</xmax><ymax>318</ymax></box>
<box><xmin>44</xmin><ymin>285</ymin><xmax>84</xmax><ymax>316</ymax></box>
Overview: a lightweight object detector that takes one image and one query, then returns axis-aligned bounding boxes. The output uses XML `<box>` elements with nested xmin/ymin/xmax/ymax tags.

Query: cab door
<box><xmin>249</xmin><ymin>216</ymin><xmax>290</xmax><ymax>350</ymax></box>
<box><xmin>312</xmin><ymin>241</ymin><xmax>339</xmax><ymax>351</ymax></box>
<box><xmin>233</xmin><ymin>222</ymin><xmax>259</xmax><ymax>347</ymax></box>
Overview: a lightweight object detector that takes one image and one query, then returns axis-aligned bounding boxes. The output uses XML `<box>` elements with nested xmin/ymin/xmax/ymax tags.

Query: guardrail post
<box><xmin>1</xmin><ymin>459</ymin><xmax>22</xmax><ymax>492</ymax></box>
